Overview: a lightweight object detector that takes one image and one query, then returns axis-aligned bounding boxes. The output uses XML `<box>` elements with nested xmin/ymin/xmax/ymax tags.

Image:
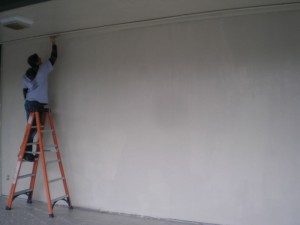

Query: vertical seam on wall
<box><xmin>0</xmin><ymin>44</ymin><xmax>2</xmax><ymax>195</ymax></box>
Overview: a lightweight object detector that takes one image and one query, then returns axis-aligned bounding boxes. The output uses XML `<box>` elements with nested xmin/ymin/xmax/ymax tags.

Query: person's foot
<box><xmin>23</xmin><ymin>153</ymin><xmax>35</xmax><ymax>162</ymax></box>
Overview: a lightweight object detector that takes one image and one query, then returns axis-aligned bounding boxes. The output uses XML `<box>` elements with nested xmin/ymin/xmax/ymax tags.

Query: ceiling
<box><xmin>0</xmin><ymin>0</ymin><xmax>49</xmax><ymax>12</ymax></box>
<box><xmin>0</xmin><ymin>0</ymin><xmax>299</xmax><ymax>43</ymax></box>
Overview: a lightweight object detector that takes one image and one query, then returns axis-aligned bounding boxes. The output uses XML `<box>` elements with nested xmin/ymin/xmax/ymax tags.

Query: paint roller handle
<box><xmin>49</xmin><ymin>36</ymin><xmax>56</xmax><ymax>45</ymax></box>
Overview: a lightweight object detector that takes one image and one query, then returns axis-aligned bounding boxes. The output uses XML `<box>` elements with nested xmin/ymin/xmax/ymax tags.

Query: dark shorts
<box><xmin>24</xmin><ymin>101</ymin><xmax>48</xmax><ymax>120</ymax></box>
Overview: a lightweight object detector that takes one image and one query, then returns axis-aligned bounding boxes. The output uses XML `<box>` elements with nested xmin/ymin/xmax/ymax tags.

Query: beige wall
<box><xmin>1</xmin><ymin>10</ymin><xmax>300</xmax><ymax>225</ymax></box>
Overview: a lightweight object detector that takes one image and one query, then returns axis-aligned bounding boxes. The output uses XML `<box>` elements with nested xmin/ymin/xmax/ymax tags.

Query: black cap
<box><xmin>27</xmin><ymin>54</ymin><xmax>39</xmax><ymax>67</ymax></box>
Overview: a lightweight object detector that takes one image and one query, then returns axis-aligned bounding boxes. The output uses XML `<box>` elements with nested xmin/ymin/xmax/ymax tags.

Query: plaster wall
<box><xmin>1</xmin><ymin>10</ymin><xmax>300</xmax><ymax>225</ymax></box>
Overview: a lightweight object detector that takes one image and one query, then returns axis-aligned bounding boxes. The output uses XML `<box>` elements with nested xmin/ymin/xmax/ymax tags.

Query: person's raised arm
<box><xmin>49</xmin><ymin>36</ymin><xmax>57</xmax><ymax>65</ymax></box>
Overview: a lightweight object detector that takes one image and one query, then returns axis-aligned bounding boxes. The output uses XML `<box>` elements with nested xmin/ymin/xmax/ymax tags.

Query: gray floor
<box><xmin>0</xmin><ymin>196</ymin><xmax>215</xmax><ymax>225</ymax></box>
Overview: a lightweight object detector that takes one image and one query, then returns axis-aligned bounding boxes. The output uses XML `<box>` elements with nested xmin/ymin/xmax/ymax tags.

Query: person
<box><xmin>22</xmin><ymin>36</ymin><xmax>57</xmax><ymax>161</ymax></box>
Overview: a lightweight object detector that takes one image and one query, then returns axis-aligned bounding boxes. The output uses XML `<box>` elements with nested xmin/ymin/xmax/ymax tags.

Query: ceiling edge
<box><xmin>1</xmin><ymin>2</ymin><xmax>300</xmax><ymax>45</ymax></box>
<box><xmin>0</xmin><ymin>0</ymin><xmax>50</xmax><ymax>13</ymax></box>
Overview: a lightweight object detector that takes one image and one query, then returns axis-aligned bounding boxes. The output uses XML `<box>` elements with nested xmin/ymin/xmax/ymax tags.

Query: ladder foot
<box><xmin>69</xmin><ymin>206</ymin><xmax>73</xmax><ymax>209</ymax></box>
<box><xmin>49</xmin><ymin>213</ymin><xmax>54</xmax><ymax>218</ymax></box>
<box><xmin>5</xmin><ymin>206</ymin><xmax>11</xmax><ymax>210</ymax></box>
<box><xmin>27</xmin><ymin>199</ymin><xmax>32</xmax><ymax>204</ymax></box>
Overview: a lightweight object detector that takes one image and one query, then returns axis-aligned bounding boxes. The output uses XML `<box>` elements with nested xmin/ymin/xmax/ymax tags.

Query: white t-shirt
<box><xmin>23</xmin><ymin>60</ymin><xmax>53</xmax><ymax>104</ymax></box>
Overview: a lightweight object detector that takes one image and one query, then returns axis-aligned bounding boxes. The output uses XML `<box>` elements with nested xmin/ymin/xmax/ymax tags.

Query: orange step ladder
<box><xmin>6</xmin><ymin>106</ymin><xmax>72</xmax><ymax>217</ymax></box>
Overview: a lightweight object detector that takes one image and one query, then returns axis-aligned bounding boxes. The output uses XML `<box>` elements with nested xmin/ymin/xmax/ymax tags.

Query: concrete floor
<box><xmin>0</xmin><ymin>196</ymin><xmax>216</xmax><ymax>225</ymax></box>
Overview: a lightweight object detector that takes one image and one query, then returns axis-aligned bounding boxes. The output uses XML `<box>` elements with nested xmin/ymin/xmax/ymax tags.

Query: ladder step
<box><xmin>25</xmin><ymin>151</ymin><xmax>39</xmax><ymax>154</ymax></box>
<box><xmin>51</xmin><ymin>195</ymin><xmax>68</xmax><ymax>204</ymax></box>
<box><xmin>45</xmin><ymin>144</ymin><xmax>57</xmax><ymax>147</ymax></box>
<box><xmin>26</xmin><ymin>144</ymin><xmax>57</xmax><ymax>148</ymax></box>
<box><xmin>44</xmin><ymin>144</ymin><xmax>57</xmax><ymax>150</ymax></box>
<box><xmin>25</xmin><ymin>145</ymin><xmax>57</xmax><ymax>153</ymax></box>
<box><xmin>14</xmin><ymin>189</ymin><xmax>32</xmax><ymax>197</ymax></box>
<box><xmin>44</xmin><ymin>150</ymin><xmax>58</xmax><ymax>153</ymax></box>
<box><xmin>46</xmin><ymin>159</ymin><xmax>60</xmax><ymax>165</ymax></box>
<box><xmin>44</xmin><ymin>146</ymin><xmax>58</xmax><ymax>152</ymax></box>
<box><xmin>18</xmin><ymin>173</ymin><xmax>35</xmax><ymax>179</ymax></box>
<box><xmin>26</xmin><ymin>142</ymin><xmax>38</xmax><ymax>146</ymax></box>
<box><xmin>48</xmin><ymin>177</ymin><xmax>64</xmax><ymax>183</ymax></box>
<box><xmin>31</xmin><ymin>126</ymin><xmax>45</xmax><ymax>128</ymax></box>
<box><xmin>41</xmin><ymin>129</ymin><xmax>53</xmax><ymax>133</ymax></box>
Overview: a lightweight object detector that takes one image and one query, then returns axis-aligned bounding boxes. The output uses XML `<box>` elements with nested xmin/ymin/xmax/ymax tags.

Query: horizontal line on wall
<box><xmin>1</xmin><ymin>2</ymin><xmax>300</xmax><ymax>44</ymax></box>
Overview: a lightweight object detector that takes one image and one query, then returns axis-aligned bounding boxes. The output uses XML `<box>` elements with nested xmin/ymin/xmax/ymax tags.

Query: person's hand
<box><xmin>50</xmin><ymin>36</ymin><xmax>56</xmax><ymax>45</ymax></box>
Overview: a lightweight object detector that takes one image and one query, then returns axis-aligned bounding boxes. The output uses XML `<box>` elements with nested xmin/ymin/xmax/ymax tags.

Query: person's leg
<box><xmin>35</xmin><ymin>103</ymin><xmax>47</xmax><ymax>155</ymax></box>
<box><xmin>24</xmin><ymin>101</ymin><xmax>39</xmax><ymax>161</ymax></box>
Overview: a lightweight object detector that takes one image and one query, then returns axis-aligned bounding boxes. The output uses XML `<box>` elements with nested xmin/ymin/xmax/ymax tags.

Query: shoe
<box><xmin>23</xmin><ymin>153</ymin><xmax>35</xmax><ymax>162</ymax></box>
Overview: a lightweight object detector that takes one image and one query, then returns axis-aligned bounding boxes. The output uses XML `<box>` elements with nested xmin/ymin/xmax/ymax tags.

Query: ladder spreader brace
<box><xmin>6</xmin><ymin>107</ymin><xmax>72</xmax><ymax>217</ymax></box>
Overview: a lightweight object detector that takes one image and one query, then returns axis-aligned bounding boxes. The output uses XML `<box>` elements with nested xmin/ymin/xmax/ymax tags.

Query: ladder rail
<box><xmin>28</xmin><ymin>112</ymin><xmax>47</xmax><ymax>203</ymax></box>
<box><xmin>6</xmin><ymin>113</ymin><xmax>35</xmax><ymax>209</ymax></box>
<box><xmin>36</xmin><ymin>112</ymin><xmax>54</xmax><ymax>216</ymax></box>
<box><xmin>48</xmin><ymin>111</ymin><xmax>72</xmax><ymax>207</ymax></box>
